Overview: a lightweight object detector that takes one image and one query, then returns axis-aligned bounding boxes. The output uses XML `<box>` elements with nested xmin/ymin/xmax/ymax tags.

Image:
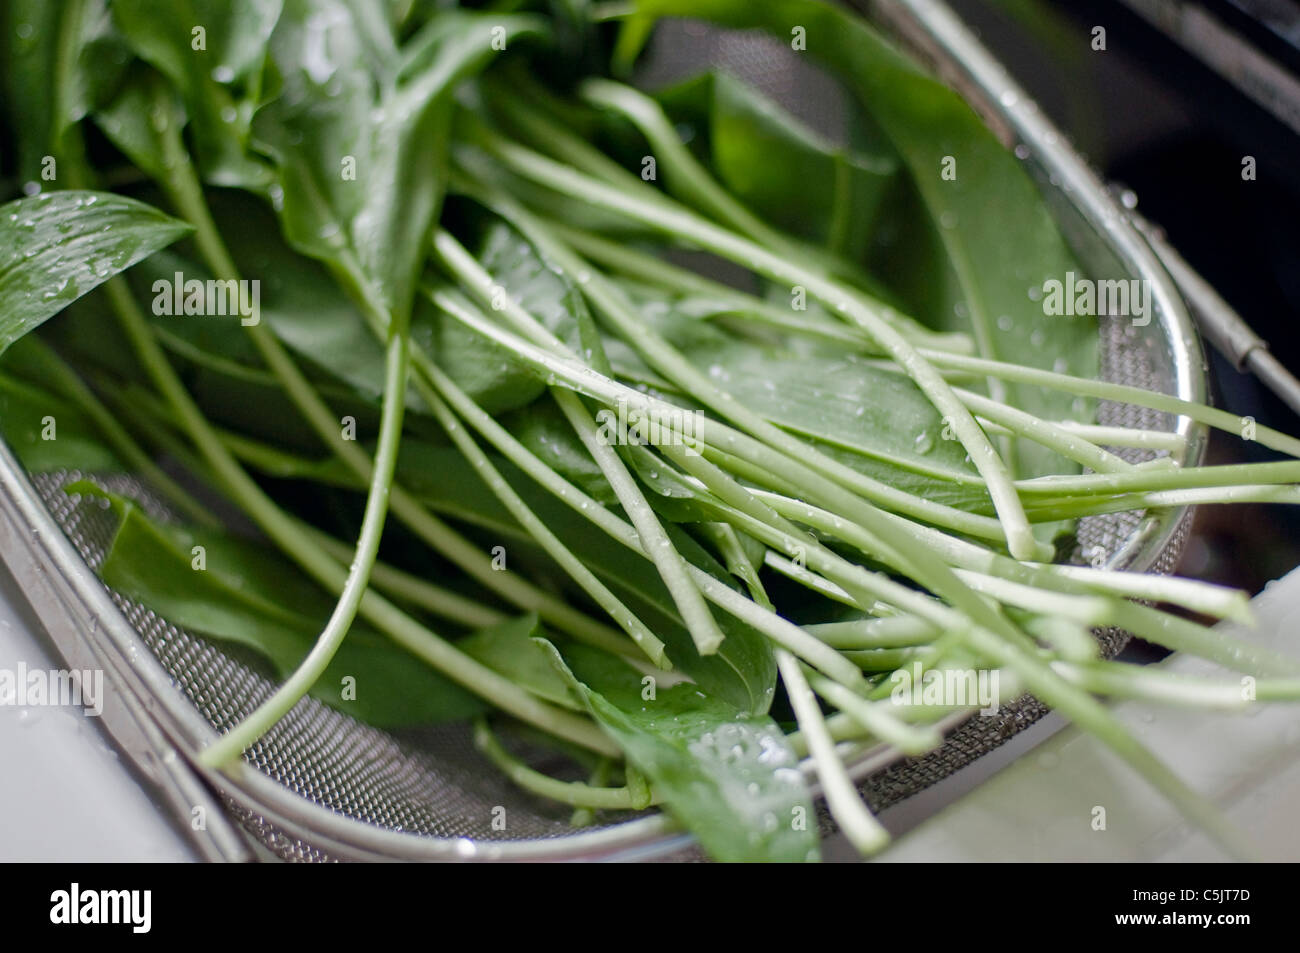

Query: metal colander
<box><xmin>0</xmin><ymin>0</ymin><xmax>1208</xmax><ymax>862</ymax></box>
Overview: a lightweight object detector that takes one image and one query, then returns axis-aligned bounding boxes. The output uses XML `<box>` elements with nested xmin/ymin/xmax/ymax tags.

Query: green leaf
<box><xmin>620</xmin><ymin>442</ymin><xmax>724</xmax><ymax>524</ymax></box>
<box><xmin>111</xmin><ymin>0</ymin><xmax>281</xmax><ymax>189</ymax></box>
<box><xmin>152</xmin><ymin>193</ymin><xmax>429</xmax><ymax>413</ymax></box>
<box><xmin>539</xmin><ymin>640</ymin><xmax>819</xmax><ymax>862</ymax></box>
<box><xmin>418</xmin><ymin>289</ymin><xmax>544</xmax><ymax>415</ymax></box>
<box><xmin>501</xmin><ymin>400</ymin><xmax>619</xmax><ymax>505</ymax></box>
<box><xmin>93</xmin><ymin>67</ymin><xmax>185</xmax><ymax>184</ymax></box>
<box><xmin>0</xmin><ymin>349</ymin><xmax>122</xmax><ymax>473</ymax></box>
<box><xmin>424</xmin><ymin>209</ymin><xmax>616</xmax><ymax>414</ymax></box>
<box><xmin>419</xmin><ymin>216</ymin><xmax>606</xmax><ymax>414</ymax></box>
<box><xmin>633</xmin><ymin>0</ymin><xmax>1097</xmax><ymax>478</ymax></box>
<box><xmin>81</xmin><ymin>483</ymin><xmax>486</xmax><ymax>727</ymax></box>
<box><xmin>660</xmin><ymin>70</ymin><xmax>897</xmax><ymax>260</ymax></box>
<box><xmin>457</xmin><ymin>614</ymin><xmax>581</xmax><ymax>711</ymax></box>
<box><xmin>619</xmin><ymin>282</ymin><xmax>995</xmax><ymax>509</ymax></box>
<box><xmin>477</xmin><ymin>216</ymin><xmax>611</xmax><ymax>372</ymax></box>
<box><xmin>2</xmin><ymin>0</ymin><xmax>128</xmax><ymax>183</ymax></box>
<box><xmin>254</xmin><ymin>3</ymin><xmax>543</xmax><ymax>323</ymax></box>
<box><xmin>0</xmin><ymin>191</ymin><xmax>192</xmax><ymax>355</ymax></box>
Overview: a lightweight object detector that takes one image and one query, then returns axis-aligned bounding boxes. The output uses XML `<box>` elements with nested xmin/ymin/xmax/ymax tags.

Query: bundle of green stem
<box><xmin>3</xmin><ymin>0</ymin><xmax>1300</xmax><ymax>862</ymax></box>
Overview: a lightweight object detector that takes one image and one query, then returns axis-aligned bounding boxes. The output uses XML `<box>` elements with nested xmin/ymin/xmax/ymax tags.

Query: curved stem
<box><xmin>805</xmin><ymin>616</ymin><xmax>941</xmax><ymax>650</ymax></box>
<box><xmin>1052</xmin><ymin>660</ymin><xmax>1300</xmax><ymax>709</ymax></box>
<box><xmin>1017</xmin><ymin>460</ymin><xmax>1300</xmax><ymax>496</ymax></box>
<box><xmin>199</xmin><ymin>330</ymin><xmax>409</xmax><ymax>767</ymax></box>
<box><xmin>760</xmin><ymin>485</ymin><xmax>1254</xmax><ymax>624</ymax></box>
<box><xmin>431</xmin><ymin>236</ymin><xmax>728</xmax><ymax>658</ymax></box>
<box><xmin>570</xmin><ymin>758</ymin><xmax>615</xmax><ymax>826</ymax></box>
<box><xmin>762</xmin><ymin>488</ymin><xmax>1287</xmax><ymax>673</ymax></box>
<box><xmin>474</xmin><ymin>719</ymin><xmax>648</xmax><ymax>809</ymax></box>
<box><xmin>554</xmin><ymin>388</ymin><xmax>727</xmax><ymax>656</ymax></box>
<box><xmin>418</xmin><ymin>351</ymin><xmax>860</xmax><ymax>682</ymax></box>
<box><xmin>802</xmin><ymin>664</ymin><xmax>941</xmax><ymax>754</ymax></box>
<box><xmin>955</xmin><ymin>386</ymin><xmax>1134</xmax><ymax>474</ymax></box>
<box><xmin>549</xmin><ymin>223</ymin><xmax>972</xmax><ymax>351</ymax></box>
<box><xmin>447</xmin><ymin>191</ymin><xmax>1012</xmax><ymax>542</ymax></box>
<box><xmin>428</xmin><ymin>277</ymin><xmax>1031</xmax><ymax>552</ymax></box>
<box><xmin>578</xmin><ymin>78</ymin><xmax>822</xmax><ymax>268</ymax></box>
<box><xmin>303</xmin><ymin>525</ymin><xmax>507</xmax><ymax>630</ymax></box>
<box><xmin>1023</xmin><ymin>485</ymin><xmax>1300</xmax><ymax>521</ymax></box>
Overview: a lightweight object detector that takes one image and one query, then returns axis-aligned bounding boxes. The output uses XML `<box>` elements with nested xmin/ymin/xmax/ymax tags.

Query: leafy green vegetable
<box><xmin>660</xmin><ymin>70</ymin><xmax>897</xmax><ymax>261</ymax></box>
<box><xmin>0</xmin><ymin>191</ymin><xmax>192</xmax><ymax>354</ymax></box>
<box><xmin>0</xmin><ymin>356</ymin><xmax>121</xmax><ymax>472</ymax></box>
<box><xmin>540</xmin><ymin>639</ymin><xmax>820</xmax><ymax>862</ymax></box>
<box><xmin>419</xmin><ymin>213</ymin><xmax>612</xmax><ymax>415</ymax></box>
<box><xmin>458</xmin><ymin>614</ymin><xmax>581</xmax><ymax>711</ymax></box>
<box><xmin>254</xmin><ymin>3</ymin><xmax>542</xmax><ymax>323</ymax></box>
<box><xmin>2</xmin><ymin>0</ymin><xmax>128</xmax><ymax>183</ymax></box>
<box><xmin>625</xmin><ymin>283</ymin><xmax>985</xmax><ymax>486</ymax></box>
<box><xmin>94</xmin><ymin>67</ymin><xmax>186</xmax><ymax>186</ymax></box>
<box><xmin>112</xmin><ymin>0</ymin><xmax>280</xmax><ymax>188</ymax></box>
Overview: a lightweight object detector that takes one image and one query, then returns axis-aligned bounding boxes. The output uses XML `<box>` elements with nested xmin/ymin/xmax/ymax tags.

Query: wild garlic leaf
<box><xmin>633</xmin><ymin>0</ymin><xmax>1098</xmax><ymax>479</ymax></box>
<box><xmin>539</xmin><ymin>640</ymin><xmax>820</xmax><ymax>862</ymax></box>
<box><xmin>457</xmin><ymin>614</ymin><xmax>582</xmax><ymax>711</ymax></box>
<box><xmin>94</xmin><ymin>67</ymin><xmax>186</xmax><ymax>185</ymax></box>
<box><xmin>0</xmin><ymin>349</ymin><xmax>121</xmax><ymax>473</ymax></box>
<box><xmin>501</xmin><ymin>400</ymin><xmax>620</xmax><ymax>505</ymax></box>
<box><xmin>2</xmin><ymin>0</ymin><xmax>128</xmax><ymax>183</ymax></box>
<box><xmin>476</xmin><ymin>217</ymin><xmax>611</xmax><ymax>373</ymax></box>
<box><xmin>619</xmin><ymin>283</ymin><xmax>995</xmax><ymax>507</ymax></box>
<box><xmin>111</xmin><ymin>0</ymin><xmax>281</xmax><ymax>189</ymax></box>
<box><xmin>620</xmin><ymin>443</ymin><xmax>725</xmax><ymax>525</ymax></box>
<box><xmin>659</xmin><ymin>70</ymin><xmax>897</xmax><ymax>261</ymax></box>
<box><xmin>83</xmin><ymin>484</ymin><xmax>487</xmax><ymax>727</ymax></box>
<box><xmin>0</xmin><ymin>191</ymin><xmax>193</xmax><ymax>355</ymax></box>
<box><xmin>418</xmin><ymin>289</ymin><xmax>545</xmax><ymax>415</ymax></box>
<box><xmin>254</xmin><ymin>3</ymin><xmax>543</xmax><ymax>324</ymax></box>
<box><xmin>177</xmin><ymin>193</ymin><xmax>433</xmax><ymax>412</ymax></box>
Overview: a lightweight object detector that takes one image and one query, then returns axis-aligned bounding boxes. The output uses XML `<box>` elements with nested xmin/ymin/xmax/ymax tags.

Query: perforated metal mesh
<box><xmin>21</xmin><ymin>20</ymin><xmax>1198</xmax><ymax>862</ymax></box>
